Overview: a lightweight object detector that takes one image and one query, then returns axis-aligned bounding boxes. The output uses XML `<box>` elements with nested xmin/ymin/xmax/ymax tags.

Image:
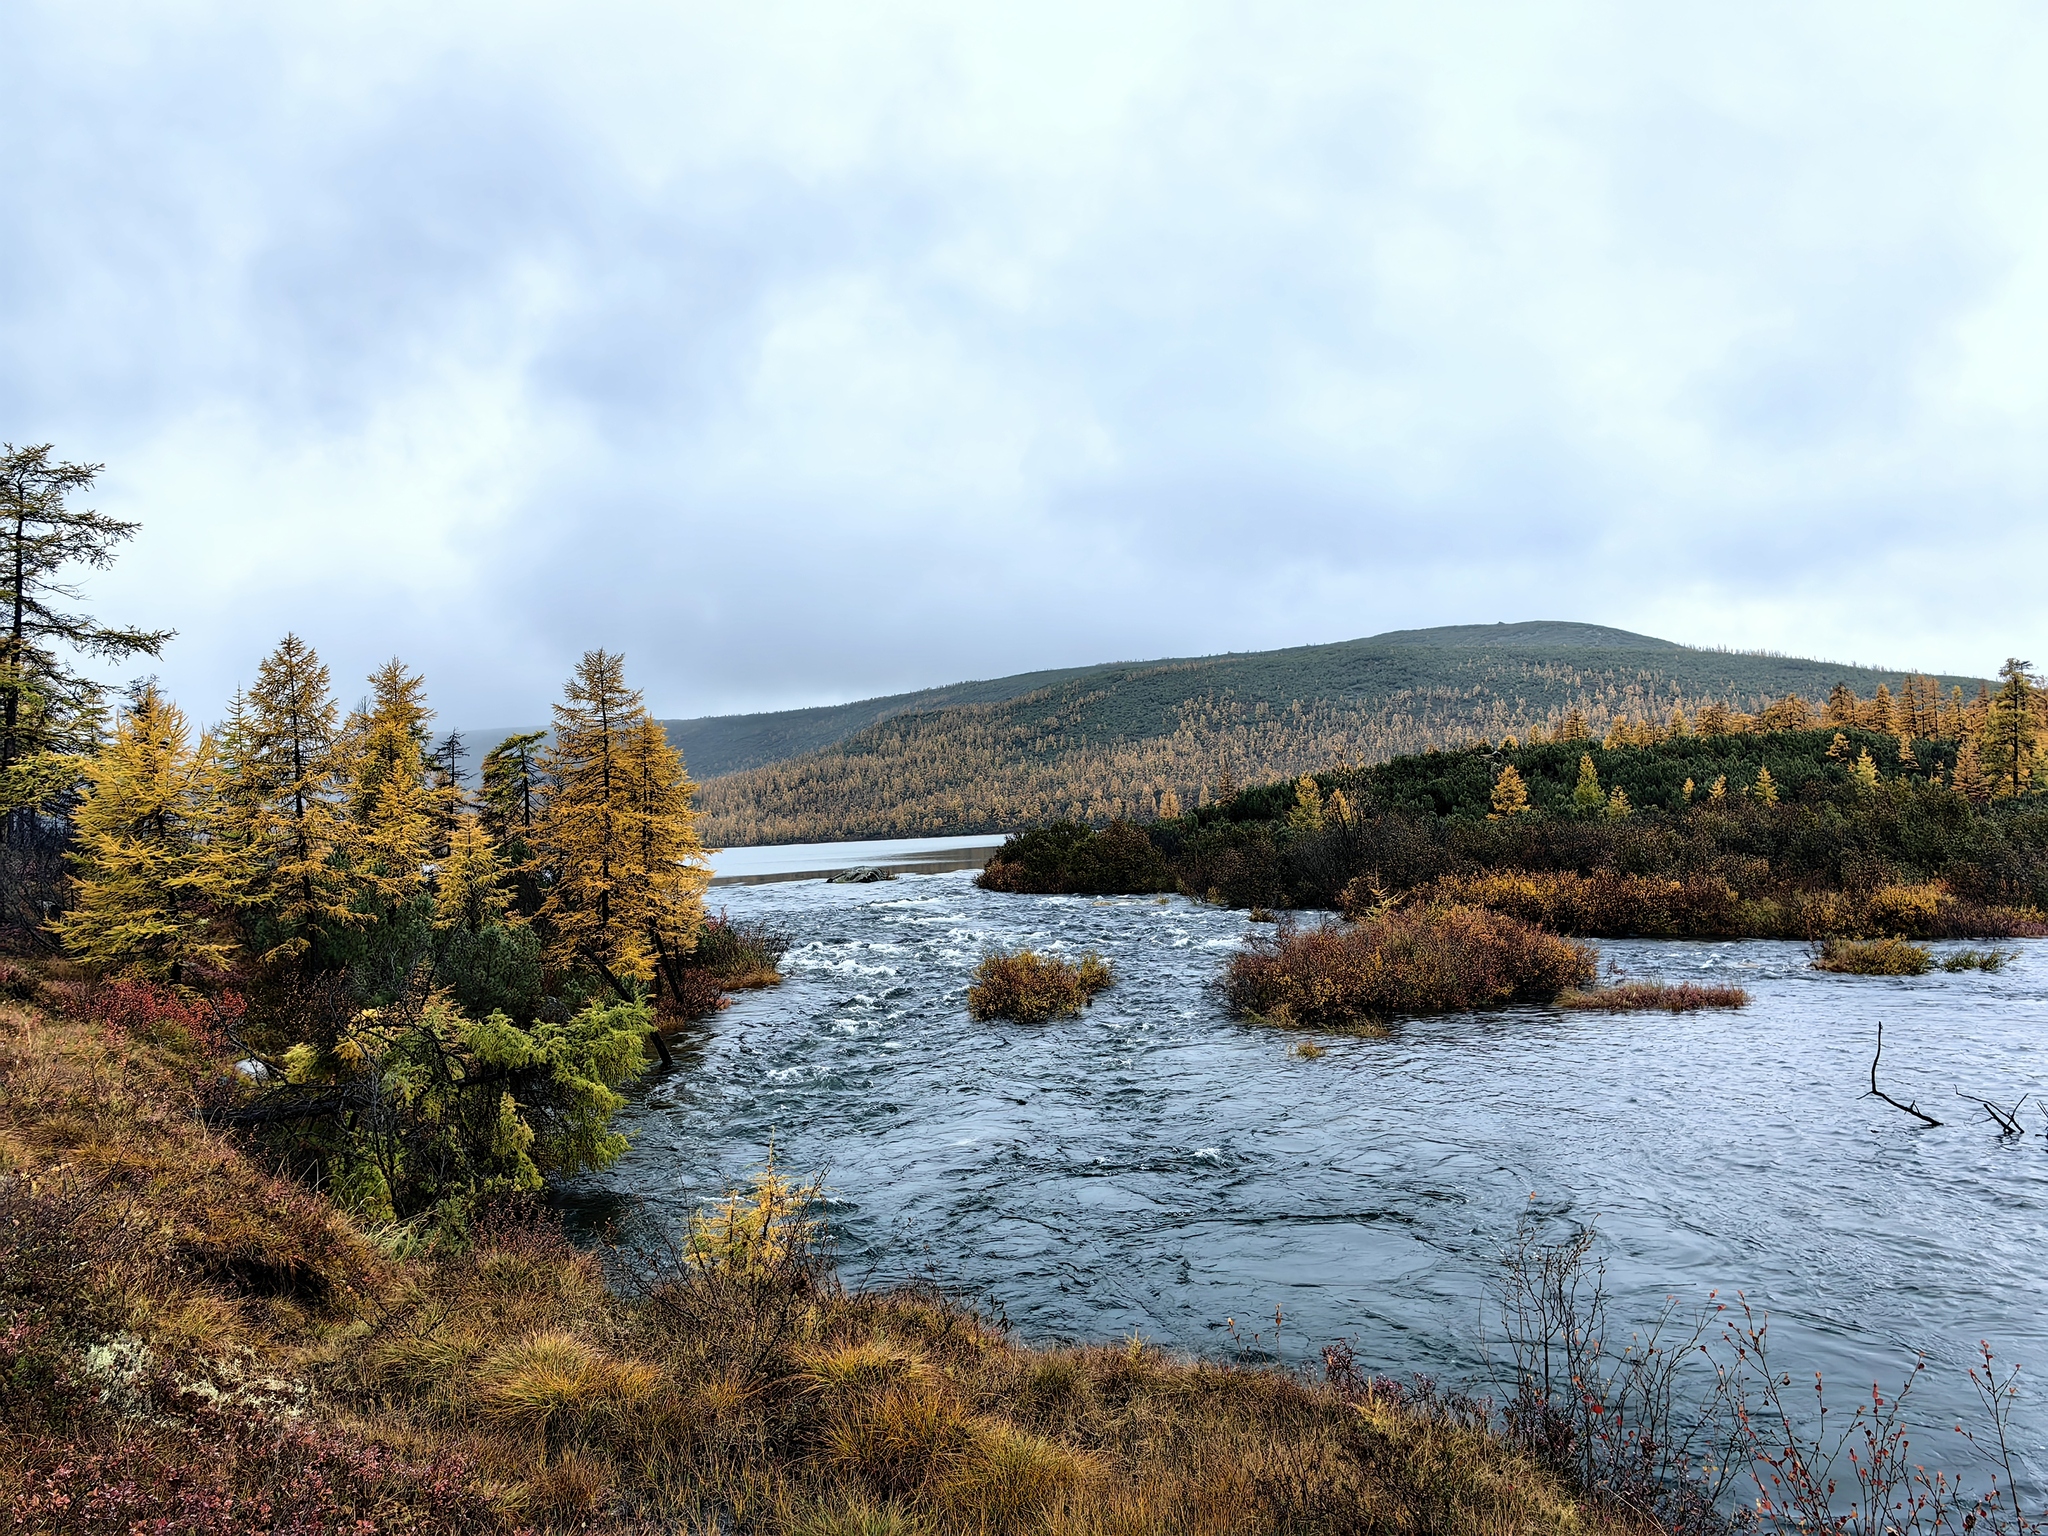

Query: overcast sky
<box><xmin>6</xmin><ymin>4</ymin><xmax>2045</xmax><ymax>724</ymax></box>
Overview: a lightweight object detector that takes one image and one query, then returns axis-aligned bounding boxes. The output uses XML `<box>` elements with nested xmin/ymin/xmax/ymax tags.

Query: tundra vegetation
<box><xmin>978</xmin><ymin>683</ymin><xmax>2048</xmax><ymax>942</ymax></box>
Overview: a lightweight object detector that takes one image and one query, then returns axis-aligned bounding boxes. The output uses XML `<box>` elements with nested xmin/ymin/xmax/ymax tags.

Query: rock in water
<box><xmin>827</xmin><ymin>866</ymin><xmax>893</xmax><ymax>883</ymax></box>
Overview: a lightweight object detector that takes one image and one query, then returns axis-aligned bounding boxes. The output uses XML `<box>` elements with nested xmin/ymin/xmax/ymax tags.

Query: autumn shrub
<box><xmin>1557</xmin><ymin>981</ymin><xmax>1750</xmax><ymax>1012</ymax></box>
<box><xmin>965</xmin><ymin>948</ymin><xmax>1114</xmax><ymax>1021</ymax></box>
<box><xmin>687</xmin><ymin>911</ymin><xmax>792</xmax><ymax>988</ymax></box>
<box><xmin>0</xmin><ymin>959</ymin><xmax>37</xmax><ymax>1001</ymax></box>
<box><xmin>1226</xmin><ymin>904</ymin><xmax>1597</xmax><ymax>1027</ymax></box>
<box><xmin>663</xmin><ymin>962</ymin><xmax>730</xmax><ymax>1021</ymax></box>
<box><xmin>1407</xmin><ymin>870</ymin><xmax>1743</xmax><ymax>938</ymax></box>
<box><xmin>10</xmin><ymin>1394</ymin><xmax>491</xmax><ymax>1535</ymax></box>
<box><xmin>1813</xmin><ymin>936</ymin><xmax>1934</xmax><ymax>975</ymax></box>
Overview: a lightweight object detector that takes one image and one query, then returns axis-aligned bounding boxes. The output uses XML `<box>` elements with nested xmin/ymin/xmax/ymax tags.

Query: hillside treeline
<box><xmin>980</xmin><ymin>667</ymin><xmax>2048</xmax><ymax>938</ymax></box>
<box><xmin>696</xmin><ymin>661</ymin><xmax>1987</xmax><ymax>845</ymax></box>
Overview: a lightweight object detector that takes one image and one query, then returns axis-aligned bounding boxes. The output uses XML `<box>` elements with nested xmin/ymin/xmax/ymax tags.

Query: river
<box><xmin>562</xmin><ymin>864</ymin><xmax>2048</xmax><ymax>1486</ymax></box>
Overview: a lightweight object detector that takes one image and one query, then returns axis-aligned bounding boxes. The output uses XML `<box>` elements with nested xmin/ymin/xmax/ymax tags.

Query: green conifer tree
<box><xmin>236</xmin><ymin>635</ymin><xmax>355</xmax><ymax>961</ymax></box>
<box><xmin>1571</xmin><ymin>754</ymin><xmax>1605</xmax><ymax>815</ymax></box>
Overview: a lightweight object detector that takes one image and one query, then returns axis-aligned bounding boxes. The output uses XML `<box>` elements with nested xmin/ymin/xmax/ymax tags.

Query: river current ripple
<box><xmin>562</xmin><ymin>872</ymin><xmax>2048</xmax><ymax>1480</ymax></box>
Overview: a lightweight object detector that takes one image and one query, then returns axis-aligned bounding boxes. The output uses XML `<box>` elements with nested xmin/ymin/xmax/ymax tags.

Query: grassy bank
<box><xmin>2</xmin><ymin>972</ymin><xmax>1626</xmax><ymax>1535</ymax></box>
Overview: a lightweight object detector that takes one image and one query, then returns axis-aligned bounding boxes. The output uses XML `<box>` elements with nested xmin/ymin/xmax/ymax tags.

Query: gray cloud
<box><xmin>4</xmin><ymin>1</ymin><xmax>2044</xmax><ymax>727</ymax></box>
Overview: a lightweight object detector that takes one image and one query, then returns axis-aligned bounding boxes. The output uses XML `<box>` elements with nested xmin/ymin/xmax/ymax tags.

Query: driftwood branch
<box><xmin>1866</xmin><ymin>1022</ymin><xmax>1942</xmax><ymax>1127</ymax></box>
<box><xmin>1957</xmin><ymin>1092</ymin><xmax>2027</xmax><ymax>1135</ymax></box>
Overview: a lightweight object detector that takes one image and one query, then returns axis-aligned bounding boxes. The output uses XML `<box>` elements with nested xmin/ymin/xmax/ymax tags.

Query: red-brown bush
<box><xmin>1557</xmin><ymin>981</ymin><xmax>1750</xmax><ymax>1012</ymax></box>
<box><xmin>1226</xmin><ymin>904</ymin><xmax>1597</xmax><ymax>1027</ymax></box>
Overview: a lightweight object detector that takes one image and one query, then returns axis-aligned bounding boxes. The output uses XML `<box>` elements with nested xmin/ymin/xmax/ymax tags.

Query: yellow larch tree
<box><xmin>620</xmin><ymin>711</ymin><xmax>713</xmax><ymax>994</ymax></box>
<box><xmin>53</xmin><ymin>686</ymin><xmax>247</xmax><ymax>980</ymax></box>
<box><xmin>434</xmin><ymin>816</ymin><xmax>511</xmax><ymax>934</ymax></box>
<box><xmin>536</xmin><ymin>650</ymin><xmax>711</xmax><ymax>999</ymax></box>
<box><xmin>1287</xmin><ymin>775</ymin><xmax>1325</xmax><ymax>833</ymax></box>
<box><xmin>1489</xmin><ymin>764</ymin><xmax>1531</xmax><ymax>818</ymax></box>
<box><xmin>1571</xmin><ymin>754</ymin><xmax>1605</xmax><ymax>814</ymax></box>
<box><xmin>1951</xmin><ymin>734</ymin><xmax>1990</xmax><ymax>804</ymax></box>
<box><xmin>345</xmin><ymin>659</ymin><xmax>435</xmax><ymax>910</ymax></box>
<box><xmin>1980</xmin><ymin>659</ymin><xmax>2040</xmax><ymax>800</ymax></box>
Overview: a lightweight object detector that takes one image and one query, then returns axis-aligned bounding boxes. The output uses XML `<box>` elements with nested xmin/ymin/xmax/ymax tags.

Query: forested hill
<box><xmin>687</xmin><ymin>621</ymin><xmax>1988</xmax><ymax>846</ymax></box>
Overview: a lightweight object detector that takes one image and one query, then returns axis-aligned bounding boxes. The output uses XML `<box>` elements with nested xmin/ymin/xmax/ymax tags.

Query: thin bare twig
<box><xmin>1867</xmin><ymin>1022</ymin><xmax>1942</xmax><ymax>1127</ymax></box>
<box><xmin>1958</xmin><ymin>1092</ymin><xmax>2027</xmax><ymax>1135</ymax></box>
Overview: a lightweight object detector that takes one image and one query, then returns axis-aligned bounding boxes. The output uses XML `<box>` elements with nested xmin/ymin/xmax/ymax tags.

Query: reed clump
<box><xmin>1226</xmin><ymin>903</ymin><xmax>1597</xmax><ymax>1027</ymax></box>
<box><xmin>1557</xmin><ymin>980</ymin><xmax>1751</xmax><ymax>1012</ymax></box>
<box><xmin>966</xmin><ymin>948</ymin><xmax>1113</xmax><ymax>1022</ymax></box>
<box><xmin>1813</xmin><ymin>935</ymin><xmax>1935</xmax><ymax>975</ymax></box>
<box><xmin>1941</xmin><ymin>947</ymin><xmax>2014</xmax><ymax>972</ymax></box>
<box><xmin>687</xmin><ymin>911</ymin><xmax>792</xmax><ymax>990</ymax></box>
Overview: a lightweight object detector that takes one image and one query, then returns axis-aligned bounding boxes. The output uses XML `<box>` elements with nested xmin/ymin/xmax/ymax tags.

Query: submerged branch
<box><xmin>1866</xmin><ymin>1021</ymin><xmax>1942</xmax><ymax>1127</ymax></box>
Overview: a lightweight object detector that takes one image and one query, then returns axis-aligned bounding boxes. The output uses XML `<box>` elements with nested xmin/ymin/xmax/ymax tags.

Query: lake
<box><xmin>565</xmin><ymin>863</ymin><xmax>2048</xmax><ymax>1486</ymax></box>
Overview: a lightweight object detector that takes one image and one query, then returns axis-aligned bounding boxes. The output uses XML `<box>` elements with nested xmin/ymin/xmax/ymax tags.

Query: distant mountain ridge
<box><xmin>676</xmin><ymin>621</ymin><xmax>1987</xmax><ymax>845</ymax></box>
<box><xmin>460</xmin><ymin>622</ymin><xmax>1982</xmax><ymax>843</ymax></box>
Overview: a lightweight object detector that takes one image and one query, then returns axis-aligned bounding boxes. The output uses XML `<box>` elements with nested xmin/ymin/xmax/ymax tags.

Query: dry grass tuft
<box><xmin>966</xmin><ymin>948</ymin><xmax>1114</xmax><ymax>1022</ymax></box>
<box><xmin>1557</xmin><ymin>980</ymin><xmax>1751</xmax><ymax>1012</ymax></box>
<box><xmin>477</xmin><ymin>1330</ymin><xmax>660</xmax><ymax>1431</ymax></box>
<box><xmin>1814</xmin><ymin>935</ymin><xmax>1935</xmax><ymax>975</ymax></box>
